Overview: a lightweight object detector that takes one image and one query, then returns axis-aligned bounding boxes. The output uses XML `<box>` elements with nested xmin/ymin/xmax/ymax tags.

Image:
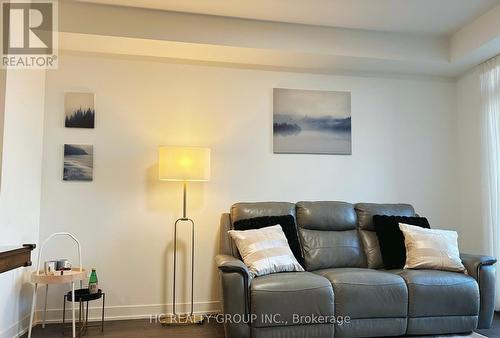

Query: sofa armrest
<box><xmin>216</xmin><ymin>254</ymin><xmax>250</xmax><ymax>276</ymax></box>
<box><xmin>461</xmin><ymin>253</ymin><xmax>497</xmax><ymax>278</ymax></box>
<box><xmin>460</xmin><ymin>253</ymin><xmax>497</xmax><ymax>329</ymax></box>
<box><xmin>215</xmin><ymin>254</ymin><xmax>251</xmax><ymax>338</ymax></box>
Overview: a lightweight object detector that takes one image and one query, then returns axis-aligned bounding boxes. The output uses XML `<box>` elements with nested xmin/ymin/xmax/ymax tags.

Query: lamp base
<box><xmin>160</xmin><ymin>314</ymin><xmax>205</xmax><ymax>326</ymax></box>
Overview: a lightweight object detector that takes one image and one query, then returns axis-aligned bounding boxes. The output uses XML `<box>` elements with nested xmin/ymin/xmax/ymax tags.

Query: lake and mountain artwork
<box><xmin>65</xmin><ymin>92</ymin><xmax>95</xmax><ymax>128</ymax></box>
<box><xmin>63</xmin><ymin>144</ymin><xmax>93</xmax><ymax>181</ymax></box>
<box><xmin>273</xmin><ymin>88</ymin><xmax>351</xmax><ymax>155</ymax></box>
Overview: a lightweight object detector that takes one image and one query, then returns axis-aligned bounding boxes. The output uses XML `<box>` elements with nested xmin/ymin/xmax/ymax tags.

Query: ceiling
<box><xmin>78</xmin><ymin>0</ymin><xmax>500</xmax><ymax>35</ymax></box>
<box><xmin>62</xmin><ymin>0</ymin><xmax>500</xmax><ymax>77</ymax></box>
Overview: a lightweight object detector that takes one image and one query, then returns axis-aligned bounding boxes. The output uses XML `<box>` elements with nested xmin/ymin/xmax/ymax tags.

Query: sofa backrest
<box><xmin>354</xmin><ymin>203</ymin><xmax>416</xmax><ymax>268</ymax></box>
<box><xmin>296</xmin><ymin>201</ymin><xmax>366</xmax><ymax>270</ymax></box>
<box><xmin>221</xmin><ymin>202</ymin><xmax>296</xmax><ymax>257</ymax></box>
<box><xmin>220</xmin><ymin>201</ymin><xmax>416</xmax><ymax>271</ymax></box>
<box><xmin>230</xmin><ymin>202</ymin><xmax>295</xmax><ymax>223</ymax></box>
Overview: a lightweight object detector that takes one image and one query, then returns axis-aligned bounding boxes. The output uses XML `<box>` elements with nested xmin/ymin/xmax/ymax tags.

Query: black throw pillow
<box><xmin>233</xmin><ymin>215</ymin><xmax>304</xmax><ymax>267</ymax></box>
<box><xmin>373</xmin><ymin>215</ymin><xmax>430</xmax><ymax>269</ymax></box>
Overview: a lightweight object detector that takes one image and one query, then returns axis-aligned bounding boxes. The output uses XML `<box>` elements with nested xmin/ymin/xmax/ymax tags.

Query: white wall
<box><xmin>0</xmin><ymin>70</ymin><xmax>46</xmax><ymax>338</ymax></box>
<box><xmin>0</xmin><ymin>70</ymin><xmax>5</xmax><ymax>176</ymax></box>
<box><xmin>38</xmin><ymin>53</ymin><xmax>460</xmax><ymax>321</ymax></box>
<box><xmin>455</xmin><ymin>69</ymin><xmax>489</xmax><ymax>254</ymax></box>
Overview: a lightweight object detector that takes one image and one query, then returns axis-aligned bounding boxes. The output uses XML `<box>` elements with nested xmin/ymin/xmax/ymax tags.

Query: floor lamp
<box><xmin>158</xmin><ymin>146</ymin><xmax>210</xmax><ymax>325</ymax></box>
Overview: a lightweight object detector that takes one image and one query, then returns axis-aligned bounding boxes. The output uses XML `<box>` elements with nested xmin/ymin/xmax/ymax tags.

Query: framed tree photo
<box><xmin>64</xmin><ymin>92</ymin><xmax>95</xmax><ymax>128</ymax></box>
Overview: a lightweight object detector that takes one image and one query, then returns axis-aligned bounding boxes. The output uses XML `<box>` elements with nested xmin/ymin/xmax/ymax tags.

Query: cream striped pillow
<box><xmin>228</xmin><ymin>225</ymin><xmax>304</xmax><ymax>276</ymax></box>
<box><xmin>399</xmin><ymin>223</ymin><xmax>465</xmax><ymax>272</ymax></box>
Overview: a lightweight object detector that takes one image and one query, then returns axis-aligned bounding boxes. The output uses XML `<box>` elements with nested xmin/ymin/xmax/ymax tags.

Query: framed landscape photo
<box><xmin>63</xmin><ymin>144</ymin><xmax>93</xmax><ymax>181</ymax></box>
<box><xmin>273</xmin><ymin>88</ymin><xmax>351</xmax><ymax>155</ymax></box>
<box><xmin>64</xmin><ymin>92</ymin><xmax>95</xmax><ymax>128</ymax></box>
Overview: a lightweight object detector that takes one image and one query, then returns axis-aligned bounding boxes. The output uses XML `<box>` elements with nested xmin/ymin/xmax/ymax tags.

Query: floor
<box><xmin>21</xmin><ymin>313</ymin><xmax>500</xmax><ymax>338</ymax></box>
<box><xmin>21</xmin><ymin>318</ymin><xmax>225</xmax><ymax>338</ymax></box>
<box><xmin>477</xmin><ymin>313</ymin><xmax>500</xmax><ymax>338</ymax></box>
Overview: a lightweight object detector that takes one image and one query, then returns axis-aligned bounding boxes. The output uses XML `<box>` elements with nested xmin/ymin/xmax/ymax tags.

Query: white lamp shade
<box><xmin>158</xmin><ymin>146</ymin><xmax>211</xmax><ymax>181</ymax></box>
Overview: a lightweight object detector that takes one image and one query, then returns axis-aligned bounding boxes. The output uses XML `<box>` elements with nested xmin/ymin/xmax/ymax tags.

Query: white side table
<box><xmin>28</xmin><ymin>233</ymin><xmax>84</xmax><ymax>338</ymax></box>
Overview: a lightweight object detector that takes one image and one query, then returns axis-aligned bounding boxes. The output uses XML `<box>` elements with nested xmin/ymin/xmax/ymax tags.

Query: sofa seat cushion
<box><xmin>314</xmin><ymin>268</ymin><xmax>408</xmax><ymax>319</ymax></box>
<box><xmin>250</xmin><ymin>272</ymin><xmax>334</xmax><ymax>328</ymax></box>
<box><xmin>391</xmin><ymin>269</ymin><xmax>479</xmax><ymax>317</ymax></box>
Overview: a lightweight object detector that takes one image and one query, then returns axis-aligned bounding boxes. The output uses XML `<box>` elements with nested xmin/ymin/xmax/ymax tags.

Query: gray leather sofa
<box><xmin>216</xmin><ymin>201</ymin><xmax>497</xmax><ymax>338</ymax></box>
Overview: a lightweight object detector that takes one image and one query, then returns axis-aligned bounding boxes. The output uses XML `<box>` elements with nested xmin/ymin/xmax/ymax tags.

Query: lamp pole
<box><xmin>182</xmin><ymin>181</ymin><xmax>187</xmax><ymax>220</ymax></box>
<box><xmin>162</xmin><ymin>181</ymin><xmax>203</xmax><ymax>325</ymax></box>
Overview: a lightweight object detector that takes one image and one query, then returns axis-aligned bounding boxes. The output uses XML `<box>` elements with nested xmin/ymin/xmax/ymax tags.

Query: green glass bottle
<box><xmin>89</xmin><ymin>268</ymin><xmax>98</xmax><ymax>294</ymax></box>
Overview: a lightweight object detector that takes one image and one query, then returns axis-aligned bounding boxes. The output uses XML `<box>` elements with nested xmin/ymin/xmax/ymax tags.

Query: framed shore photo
<box><xmin>273</xmin><ymin>88</ymin><xmax>351</xmax><ymax>155</ymax></box>
<box><xmin>63</xmin><ymin>144</ymin><xmax>93</xmax><ymax>181</ymax></box>
<box><xmin>65</xmin><ymin>92</ymin><xmax>95</xmax><ymax>128</ymax></box>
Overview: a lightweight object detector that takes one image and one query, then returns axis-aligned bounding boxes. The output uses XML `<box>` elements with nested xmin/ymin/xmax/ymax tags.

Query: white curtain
<box><xmin>480</xmin><ymin>55</ymin><xmax>500</xmax><ymax>309</ymax></box>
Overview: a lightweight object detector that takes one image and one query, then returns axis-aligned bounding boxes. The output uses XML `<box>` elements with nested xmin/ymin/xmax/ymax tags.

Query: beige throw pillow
<box><xmin>399</xmin><ymin>223</ymin><xmax>465</xmax><ymax>272</ymax></box>
<box><xmin>228</xmin><ymin>225</ymin><xmax>304</xmax><ymax>277</ymax></box>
